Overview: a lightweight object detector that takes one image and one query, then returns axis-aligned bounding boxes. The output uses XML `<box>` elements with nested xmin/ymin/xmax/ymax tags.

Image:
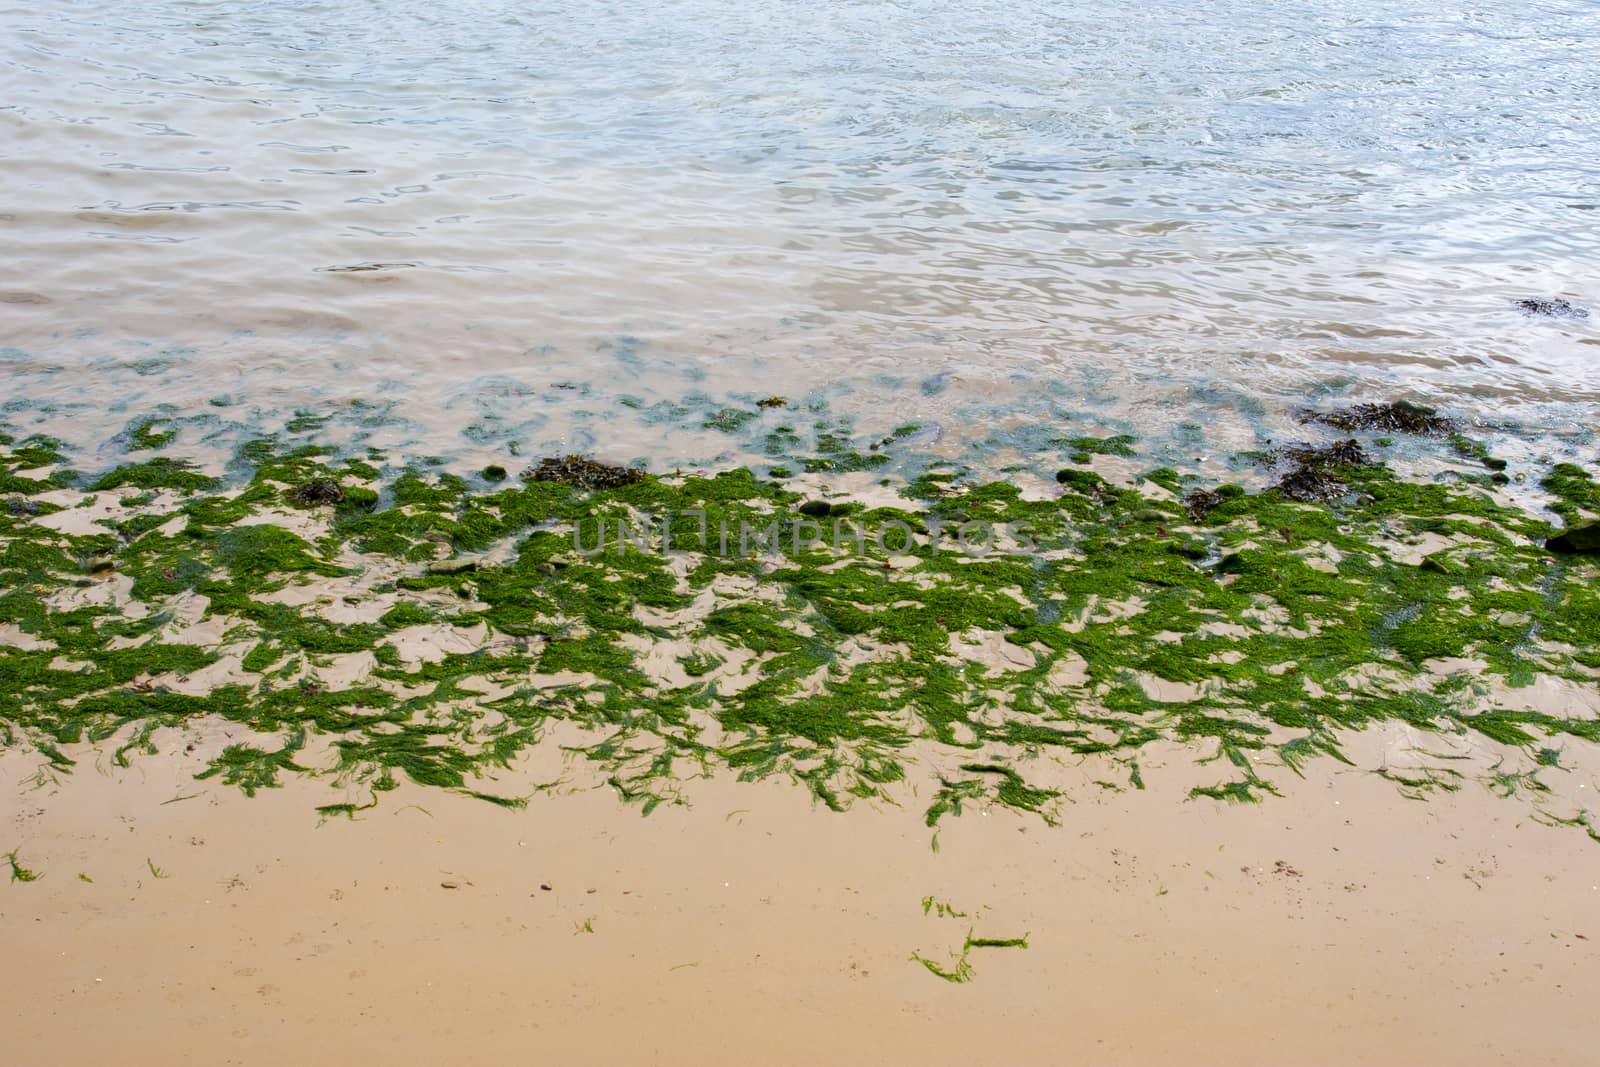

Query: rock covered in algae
<box><xmin>1182</xmin><ymin>485</ymin><xmax>1243</xmax><ymax>520</ymax></box>
<box><xmin>1546</xmin><ymin>522</ymin><xmax>1600</xmax><ymax>555</ymax></box>
<box><xmin>520</xmin><ymin>454</ymin><xmax>646</xmax><ymax>490</ymax></box>
<box><xmin>284</xmin><ymin>479</ymin><xmax>345</xmax><ymax>506</ymax></box>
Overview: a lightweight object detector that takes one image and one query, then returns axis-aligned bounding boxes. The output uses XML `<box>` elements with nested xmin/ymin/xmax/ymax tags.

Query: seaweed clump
<box><xmin>521</xmin><ymin>455</ymin><xmax>647</xmax><ymax>490</ymax></box>
<box><xmin>704</xmin><ymin>408</ymin><xmax>757</xmax><ymax>433</ymax></box>
<box><xmin>1514</xmin><ymin>298</ymin><xmax>1589</xmax><ymax>319</ymax></box>
<box><xmin>1182</xmin><ymin>485</ymin><xmax>1242</xmax><ymax>520</ymax></box>
<box><xmin>1301</xmin><ymin>401</ymin><xmax>1454</xmax><ymax>437</ymax></box>
<box><xmin>1061</xmin><ymin>434</ymin><xmax>1136</xmax><ymax>464</ymax></box>
<box><xmin>1273</xmin><ymin>439</ymin><xmax>1372</xmax><ymax>503</ymax></box>
<box><xmin>284</xmin><ymin>479</ymin><xmax>346</xmax><ymax>507</ymax></box>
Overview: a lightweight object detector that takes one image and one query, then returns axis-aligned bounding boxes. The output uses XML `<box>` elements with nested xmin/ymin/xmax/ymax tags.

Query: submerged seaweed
<box><xmin>1301</xmin><ymin>401</ymin><xmax>1455</xmax><ymax>437</ymax></box>
<box><xmin>1514</xmin><ymin>297</ymin><xmax>1589</xmax><ymax>319</ymax></box>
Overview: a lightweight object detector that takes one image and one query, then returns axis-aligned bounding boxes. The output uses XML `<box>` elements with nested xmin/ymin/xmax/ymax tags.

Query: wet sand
<box><xmin>4</xmin><ymin>738</ymin><xmax>1597</xmax><ymax>1065</ymax></box>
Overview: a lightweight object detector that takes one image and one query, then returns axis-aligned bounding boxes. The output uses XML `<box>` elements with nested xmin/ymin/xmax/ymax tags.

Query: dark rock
<box><xmin>285</xmin><ymin>479</ymin><xmax>345</xmax><ymax>506</ymax></box>
<box><xmin>482</xmin><ymin>464</ymin><xmax>508</xmax><ymax>482</ymax></box>
<box><xmin>1514</xmin><ymin>297</ymin><xmax>1589</xmax><ymax>319</ymax></box>
<box><xmin>1546</xmin><ymin>522</ymin><xmax>1600</xmax><ymax>555</ymax></box>
<box><xmin>4</xmin><ymin>497</ymin><xmax>41</xmax><ymax>518</ymax></box>
<box><xmin>798</xmin><ymin>500</ymin><xmax>833</xmax><ymax>519</ymax></box>
<box><xmin>521</xmin><ymin>455</ymin><xmax>646</xmax><ymax>490</ymax></box>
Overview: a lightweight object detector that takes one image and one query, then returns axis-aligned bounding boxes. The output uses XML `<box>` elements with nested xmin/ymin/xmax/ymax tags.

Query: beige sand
<box><xmin>3</xmin><ymin>734</ymin><xmax>1598</xmax><ymax>1066</ymax></box>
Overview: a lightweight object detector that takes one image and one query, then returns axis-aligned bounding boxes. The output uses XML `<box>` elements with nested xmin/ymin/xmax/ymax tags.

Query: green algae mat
<box><xmin>2</xmin><ymin>404</ymin><xmax>1599</xmax><ymax>837</ymax></box>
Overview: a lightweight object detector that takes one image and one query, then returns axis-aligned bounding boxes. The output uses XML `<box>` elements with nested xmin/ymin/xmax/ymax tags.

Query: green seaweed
<box><xmin>1060</xmin><ymin>433</ymin><xmax>1136</xmax><ymax>458</ymax></box>
<box><xmin>5</xmin><ymin>849</ymin><xmax>41</xmax><ymax>883</ymax></box>
<box><xmin>195</xmin><ymin>729</ymin><xmax>308</xmax><ymax>797</ymax></box>
<box><xmin>91</xmin><ymin>458</ymin><xmax>217</xmax><ymax>493</ymax></box>
<box><xmin>0</xmin><ymin>417</ymin><xmax>1598</xmax><ymax>843</ymax></box>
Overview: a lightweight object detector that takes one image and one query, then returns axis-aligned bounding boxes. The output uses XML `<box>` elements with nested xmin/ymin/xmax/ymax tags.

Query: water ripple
<box><xmin>1</xmin><ymin>0</ymin><xmax>1597</xmax><ymax>454</ymax></box>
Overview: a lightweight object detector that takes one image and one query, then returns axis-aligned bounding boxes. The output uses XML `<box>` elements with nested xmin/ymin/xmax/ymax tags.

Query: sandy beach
<box><xmin>5</xmin><ymin>728</ymin><xmax>1599</xmax><ymax>1065</ymax></box>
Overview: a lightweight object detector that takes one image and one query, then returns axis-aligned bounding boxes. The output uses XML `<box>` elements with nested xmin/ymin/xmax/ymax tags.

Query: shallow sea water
<box><xmin>2</xmin><ymin>0</ymin><xmax>1597</xmax><ymax>474</ymax></box>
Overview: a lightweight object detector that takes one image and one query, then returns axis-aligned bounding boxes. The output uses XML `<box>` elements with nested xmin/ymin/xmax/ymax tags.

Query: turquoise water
<box><xmin>2</xmin><ymin>0</ymin><xmax>1597</xmax><ymax>467</ymax></box>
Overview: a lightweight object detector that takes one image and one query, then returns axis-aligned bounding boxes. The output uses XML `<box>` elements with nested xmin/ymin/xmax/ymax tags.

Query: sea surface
<box><xmin>3</xmin><ymin>0</ymin><xmax>1597</xmax><ymax>472</ymax></box>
